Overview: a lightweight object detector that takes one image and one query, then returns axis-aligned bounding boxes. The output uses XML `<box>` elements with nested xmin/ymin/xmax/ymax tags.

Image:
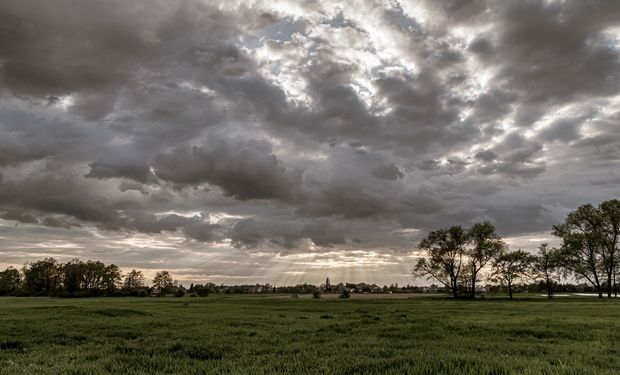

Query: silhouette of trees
<box><xmin>61</xmin><ymin>259</ymin><xmax>122</xmax><ymax>296</ymax></box>
<box><xmin>0</xmin><ymin>267</ymin><xmax>21</xmax><ymax>295</ymax></box>
<box><xmin>152</xmin><ymin>271</ymin><xmax>175</xmax><ymax>296</ymax></box>
<box><xmin>124</xmin><ymin>269</ymin><xmax>146</xmax><ymax>292</ymax></box>
<box><xmin>23</xmin><ymin>258</ymin><xmax>63</xmax><ymax>296</ymax></box>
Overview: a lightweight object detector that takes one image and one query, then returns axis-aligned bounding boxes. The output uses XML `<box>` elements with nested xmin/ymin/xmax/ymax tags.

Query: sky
<box><xmin>0</xmin><ymin>0</ymin><xmax>619</xmax><ymax>286</ymax></box>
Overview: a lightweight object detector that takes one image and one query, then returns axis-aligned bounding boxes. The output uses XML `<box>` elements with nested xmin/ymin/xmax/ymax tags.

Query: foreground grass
<box><xmin>1</xmin><ymin>295</ymin><xmax>620</xmax><ymax>374</ymax></box>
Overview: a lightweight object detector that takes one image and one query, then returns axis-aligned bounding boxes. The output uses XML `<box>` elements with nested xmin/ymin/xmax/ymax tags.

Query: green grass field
<box><xmin>1</xmin><ymin>295</ymin><xmax>620</xmax><ymax>374</ymax></box>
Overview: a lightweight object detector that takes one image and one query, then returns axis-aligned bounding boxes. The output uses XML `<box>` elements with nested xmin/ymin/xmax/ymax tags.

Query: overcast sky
<box><xmin>0</xmin><ymin>0</ymin><xmax>619</xmax><ymax>285</ymax></box>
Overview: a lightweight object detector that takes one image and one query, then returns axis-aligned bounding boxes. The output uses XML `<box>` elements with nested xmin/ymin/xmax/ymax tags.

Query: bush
<box><xmin>136</xmin><ymin>289</ymin><xmax>149</xmax><ymax>297</ymax></box>
<box><xmin>339</xmin><ymin>290</ymin><xmax>351</xmax><ymax>299</ymax></box>
<box><xmin>312</xmin><ymin>290</ymin><xmax>321</xmax><ymax>299</ymax></box>
<box><xmin>195</xmin><ymin>286</ymin><xmax>209</xmax><ymax>297</ymax></box>
<box><xmin>189</xmin><ymin>292</ymin><xmax>198</xmax><ymax>298</ymax></box>
<box><xmin>175</xmin><ymin>288</ymin><xmax>186</xmax><ymax>297</ymax></box>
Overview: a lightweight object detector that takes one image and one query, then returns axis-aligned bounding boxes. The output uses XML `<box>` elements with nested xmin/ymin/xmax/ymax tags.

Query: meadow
<box><xmin>1</xmin><ymin>295</ymin><xmax>620</xmax><ymax>374</ymax></box>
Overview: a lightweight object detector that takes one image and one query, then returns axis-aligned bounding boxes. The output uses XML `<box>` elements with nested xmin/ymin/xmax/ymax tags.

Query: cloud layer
<box><xmin>1</xmin><ymin>0</ymin><xmax>619</xmax><ymax>284</ymax></box>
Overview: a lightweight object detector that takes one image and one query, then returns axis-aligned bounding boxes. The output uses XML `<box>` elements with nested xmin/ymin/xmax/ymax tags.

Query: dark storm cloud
<box><xmin>152</xmin><ymin>135</ymin><xmax>304</xmax><ymax>202</ymax></box>
<box><xmin>0</xmin><ymin>0</ymin><xmax>619</xmax><ymax>274</ymax></box>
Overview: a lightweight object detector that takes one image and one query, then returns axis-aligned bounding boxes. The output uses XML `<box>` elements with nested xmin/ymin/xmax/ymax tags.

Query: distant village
<box><xmin>191</xmin><ymin>278</ymin><xmax>600</xmax><ymax>296</ymax></box>
<box><xmin>202</xmin><ymin>278</ymin><xmax>440</xmax><ymax>295</ymax></box>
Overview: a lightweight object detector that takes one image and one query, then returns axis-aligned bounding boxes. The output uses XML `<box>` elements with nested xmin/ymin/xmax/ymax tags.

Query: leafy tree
<box><xmin>124</xmin><ymin>269</ymin><xmax>146</xmax><ymax>291</ymax></box>
<box><xmin>413</xmin><ymin>226</ymin><xmax>467</xmax><ymax>298</ymax></box>
<box><xmin>466</xmin><ymin>222</ymin><xmax>506</xmax><ymax>298</ymax></box>
<box><xmin>0</xmin><ymin>267</ymin><xmax>22</xmax><ymax>295</ymax></box>
<box><xmin>174</xmin><ymin>286</ymin><xmax>186</xmax><ymax>297</ymax></box>
<box><xmin>152</xmin><ymin>271</ymin><xmax>174</xmax><ymax>296</ymax></box>
<box><xmin>491</xmin><ymin>250</ymin><xmax>534</xmax><ymax>299</ymax></box>
<box><xmin>532</xmin><ymin>244</ymin><xmax>560</xmax><ymax>299</ymax></box>
<box><xmin>101</xmin><ymin>264</ymin><xmax>122</xmax><ymax>296</ymax></box>
<box><xmin>598</xmin><ymin>199</ymin><xmax>620</xmax><ymax>297</ymax></box>
<box><xmin>23</xmin><ymin>258</ymin><xmax>63</xmax><ymax>296</ymax></box>
<box><xmin>82</xmin><ymin>260</ymin><xmax>107</xmax><ymax>293</ymax></box>
<box><xmin>553</xmin><ymin>204</ymin><xmax>605</xmax><ymax>298</ymax></box>
<box><xmin>62</xmin><ymin>259</ymin><xmax>85</xmax><ymax>295</ymax></box>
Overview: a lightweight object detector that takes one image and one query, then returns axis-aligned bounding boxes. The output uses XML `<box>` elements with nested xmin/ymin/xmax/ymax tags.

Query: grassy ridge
<box><xmin>1</xmin><ymin>296</ymin><xmax>620</xmax><ymax>374</ymax></box>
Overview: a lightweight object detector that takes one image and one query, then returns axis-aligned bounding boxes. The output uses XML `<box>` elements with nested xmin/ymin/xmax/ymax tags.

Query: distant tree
<box><xmin>312</xmin><ymin>289</ymin><xmax>321</xmax><ymax>299</ymax></box>
<box><xmin>598</xmin><ymin>200</ymin><xmax>620</xmax><ymax>298</ymax></box>
<box><xmin>532</xmin><ymin>244</ymin><xmax>560</xmax><ymax>299</ymax></box>
<box><xmin>62</xmin><ymin>259</ymin><xmax>85</xmax><ymax>295</ymax></box>
<box><xmin>124</xmin><ymin>269</ymin><xmax>145</xmax><ymax>291</ymax></box>
<box><xmin>553</xmin><ymin>204</ymin><xmax>605</xmax><ymax>298</ymax></box>
<box><xmin>466</xmin><ymin>222</ymin><xmax>506</xmax><ymax>298</ymax></box>
<box><xmin>101</xmin><ymin>264</ymin><xmax>122</xmax><ymax>296</ymax></box>
<box><xmin>23</xmin><ymin>258</ymin><xmax>62</xmax><ymax>296</ymax></box>
<box><xmin>82</xmin><ymin>260</ymin><xmax>110</xmax><ymax>294</ymax></box>
<box><xmin>0</xmin><ymin>267</ymin><xmax>22</xmax><ymax>295</ymax></box>
<box><xmin>193</xmin><ymin>284</ymin><xmax>210</xmax><ymax>297</ymax></box>
<box><xmin>413</xmin><ymin>226</ymin><xmax>467</xmax><ymax>298</ymax></box>
<box><xmin>339</xmin><ymin>289</ymin><xmax>350</xmax><ymax>299</ymax></box>
<box><xmin>174</xmin><ymin>286</ymin><xmax>186</xmax><ymax>297</ymax></box>
<box><xmin>152</xmin><ymin>271</ymin><xmax>174</xmax><ymax>296</ymax></box>
<box><xmin>325</xmin><ymin>277</ymin><xmax>331</xmax><ymax>292</ymax></box>
<box><xmin>491</xmin><ymin>250</ymin><xmax>534</xmax><ymax>299</ymax></box>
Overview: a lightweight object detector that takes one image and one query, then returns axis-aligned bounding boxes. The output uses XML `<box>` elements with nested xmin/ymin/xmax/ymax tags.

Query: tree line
<box><xmin>413</xmin><ymin>199</ymin><xmax>620</xmax><ymax>299</ymax></box>
<box><xmin>0</xmin><ymin>258</ymin><xmax>189</xmax><ymax>297</ymax></box>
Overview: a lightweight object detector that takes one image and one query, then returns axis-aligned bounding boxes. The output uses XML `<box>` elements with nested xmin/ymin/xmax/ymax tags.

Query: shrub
<box><xmin>312</xmin><ymin>290</ymin><xmax>321</xmax><ymax>299</ymax></box>
<box><xmin>339</xmin><ymin>290</ymin><xmax>351</xmax><ymax>299</ymax></box>
<box><xmin>195</xmin><ymin>286</ymin><xmax>209</xmax><ymax>297</ymax></box>
<box><xmin>175</xmin><ymin>288</ymin><xmax>186</xmax><ymax>297</ymax></box>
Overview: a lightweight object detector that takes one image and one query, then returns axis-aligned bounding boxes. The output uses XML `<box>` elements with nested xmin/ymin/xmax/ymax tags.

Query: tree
<box><xmin>413</xmin><ymin>226</ymin><xmax>467</xmax><ymax>298</ymax></box>
<box><xmin>62</xmin><ymin>259</ymin><xmax>86</xmax><ymax>295</ymax></box>
<box><xmin>466</xmin><ymin>222</ymin><xmax>506</xmax><ymax>298</ymax></box>
<box><xmin>23</xmin><ymin>258</ymin><xmax>63</xmax><ymax>296</ymax></box>
<box><xmin>101</xmin><ymin>264</ymin><xmax>122</xmax><ymax>296</ymax></box>
<box><xmin>82</xmin><ymin>260</ymin><xmax>107</xmax><ymax>294</ymax></box>
<box><xmin>532</xmin><ymin>244</ymin><xmax>560</xmax><ymax>299</ymax></box>
<box><xmin>553</xmin><ymin>204</ymin><xmax>605</xmax><ymax>298</ymax></box>
<box><xmin>0</xmin><ymin>267</ymin><xmax>22</xmax><ymax>295</ymax></box>
<box><xmin>152</xmin><ymin>271</ymin><xmax>174</xmax><ymax>296</ymax></box>
<box><xmin>124</xmin><ymin>269</ymin><xmax>145</xmax><ymax>291</ymax></box>
<box><xmin>599</xmin><ymin>200</ymin><xmax>620</xmax><ymax>297</ymax></box>
<box><xmin>491</xmin><ymin>250</ymin><xmax>533</xmax><ymax>299</ymax></box>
